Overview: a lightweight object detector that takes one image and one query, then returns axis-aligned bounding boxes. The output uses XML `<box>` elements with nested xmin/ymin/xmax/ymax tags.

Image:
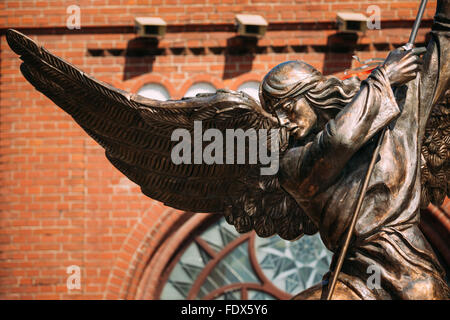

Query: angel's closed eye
<box><xmin>282</xmin><ymin>102</ymin><xmax>295</xmax><ymax>112</ymax></box>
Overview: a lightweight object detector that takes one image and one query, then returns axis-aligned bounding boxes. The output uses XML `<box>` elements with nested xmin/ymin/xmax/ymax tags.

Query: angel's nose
<box><xmin>275</xmin><ymin>110</ymin><xmax>290</xmax><ymax>126</ymax></box>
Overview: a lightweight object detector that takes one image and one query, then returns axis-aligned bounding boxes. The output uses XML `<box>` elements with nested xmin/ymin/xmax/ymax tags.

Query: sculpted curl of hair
<box><xmin>260</xmin><ymin>60</ymin><xmax>360</xmax><ymax>115</ymax></box>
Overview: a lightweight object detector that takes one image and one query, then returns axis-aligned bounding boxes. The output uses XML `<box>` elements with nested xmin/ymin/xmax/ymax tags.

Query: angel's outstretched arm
<box><xmin>280</xmin><ymin>67</ymin><xmax>400</xmax><ymax>200</ymax></box>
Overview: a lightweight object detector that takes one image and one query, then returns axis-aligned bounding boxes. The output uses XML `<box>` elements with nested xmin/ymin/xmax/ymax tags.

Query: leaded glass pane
<box><xmin>199</xmin><ymin>218</ymin><xmax>240</xmax><ymax>252</ymax></box>
<box><xmin>198</xmin><ymin>241</ymin><xmax>260</xmax><ymax>299</ymax></box>
<box><xmin>214</xmin><ymin>290</ymin><xmax>241</xmax><ymax>300</ymax></box>
<box><xmin>160</xmin><ymin>281</ymin><xmax>184</xmax><ymax>300</ymax></box>
<box><xmin>247</xmin><ymin>290</ymin><xmax>276</xmax><ymax>300</ymax></box>
<box><xmin>160</xmin><ymin>242</ymin><xmax>211</xmax><ymax>299</ymax></box>
<box><xmin>160</xmin><ymin>218</ymin><xmax>333</xmax><ymax>300</ymax></box>
<box><xmin>255</xmin><ymin>233</ymin><xmax>332</xmax><ymax>295</ymax></box>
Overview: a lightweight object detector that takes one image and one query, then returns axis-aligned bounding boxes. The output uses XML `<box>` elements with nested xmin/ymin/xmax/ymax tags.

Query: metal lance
<box><xmin>325</xmin><ymin>0</ymin><xmax>430</xmax><ymax>300</ymax></box>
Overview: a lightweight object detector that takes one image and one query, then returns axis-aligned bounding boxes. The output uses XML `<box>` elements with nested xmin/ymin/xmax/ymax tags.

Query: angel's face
<box><xmin>275</xmin><ymin>97</ymin><xmax>317</xmax><ymax>140</ymax></box>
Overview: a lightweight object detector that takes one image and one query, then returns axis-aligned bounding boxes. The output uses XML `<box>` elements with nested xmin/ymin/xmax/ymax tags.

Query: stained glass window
<box><xmin>137</xmin><ymin>83</ymin><xmax>170</xmax><ymax>101</ymax></box>
<box><xmin>159</xmin><ymin>217</ymin><xmax>332</xmax><ymax>300</ymax></box>
<box><xmin>237</xmin><ymin>81</ymin><xmax>260</xmax><ymax>102</ymax></box>
<box><xmin>184</xmin><ymin>82</ymin><xmax>216</xmax><ymax>98</ymax></box>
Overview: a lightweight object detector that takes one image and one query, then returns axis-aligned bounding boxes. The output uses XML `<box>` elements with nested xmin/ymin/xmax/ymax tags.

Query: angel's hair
<box><xmin>303</xmin><ymin>76</ymin><xmax>360</xmax><ymax>111</ymax></box>
<box><xmin>260</xmin><ymin>60</ymin><xmax>360</xmax><ymax>116</ymax></box>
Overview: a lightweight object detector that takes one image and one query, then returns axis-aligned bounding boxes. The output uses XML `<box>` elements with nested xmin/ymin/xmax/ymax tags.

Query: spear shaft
<box><xmin>325</xmin><ymin>0</ymin><xmax>429</xmax><ymax>300</ymax></box>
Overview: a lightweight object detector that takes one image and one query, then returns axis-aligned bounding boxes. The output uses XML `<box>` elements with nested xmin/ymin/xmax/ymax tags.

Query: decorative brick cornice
<box><xmin>0</xmin><ymin>19</ymin><xmax>433</xmax><ymax>36</ymax></box>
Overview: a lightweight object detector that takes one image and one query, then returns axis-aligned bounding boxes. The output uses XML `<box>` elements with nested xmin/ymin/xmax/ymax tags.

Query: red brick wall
<box><xmin>0</xmin><ymin>0</ymin><xmax>437</xmax><ymax>27</ymax></box>
<box><xmin>0</xmin><ymin>0</ymin><xmax>444</xmax><ymax>299</ymax></box>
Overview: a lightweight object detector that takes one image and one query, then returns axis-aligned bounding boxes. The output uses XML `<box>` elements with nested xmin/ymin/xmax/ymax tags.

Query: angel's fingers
<box><xmin>404</xmin><ymin>71</ymin><xmax>418</xmax><ymax>79</ymax></box>
<box><xmin>394</xmin><ymin>61</ymin><xmax>415</xmax><ymax>72</ymax></box>
<box><xmin>405</xmin><ymin>57</ymin><xmax>424</xmax><ymax>67</ymax></box>
<box><xmin>401</xmin><ymin>49</ymin><xmax>426</xmax><ymax>63</ymax></box>
<box><xmin>401</xmin><ymin>55</ymin><xmax>424</xmax><ymax>68</ymax></box>
<box><xmin>400</xmin><ymin>43</ymin><xmax>413</xmax><ymax>51</ymax></box>
<box><xmin>400</xmin><ymin>52</ymin><xmax>417</xmax><ymax>64</ymax></box>
<box><xmin>403</xmin><ymin>65</ymin><xmax>422</xmax><ymax>74</ymax></box>
<box><xmin>411</xmin><ymin>47</ymin><xmax>427</xmax><ymax>56</ymax></box>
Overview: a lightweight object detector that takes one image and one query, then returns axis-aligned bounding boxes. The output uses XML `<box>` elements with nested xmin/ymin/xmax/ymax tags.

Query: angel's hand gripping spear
<box><xmin>325</xmin><ymin>0</ymin><xmax>430</xmax><ymax>300</ymax></box>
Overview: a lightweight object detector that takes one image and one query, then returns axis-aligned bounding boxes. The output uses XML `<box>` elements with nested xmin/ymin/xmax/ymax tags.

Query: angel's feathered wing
<box><xmin>421</xmin><ymin>90</ymin><xmax>450</xmax><ymax>208</ymax></box>
<box><xmin>6</xmin><ymin>29</ymin><xmax>317</xmax><ymax>240</ymax></box>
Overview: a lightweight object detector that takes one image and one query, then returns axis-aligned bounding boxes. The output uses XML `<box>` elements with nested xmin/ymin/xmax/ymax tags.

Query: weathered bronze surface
<box><xmin>6</xmin><ymin>0</ymin><xmax>449</xmax><ymax>299</ymax></box>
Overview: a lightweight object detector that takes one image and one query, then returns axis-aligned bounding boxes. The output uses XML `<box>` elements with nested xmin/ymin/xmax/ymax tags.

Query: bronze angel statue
<box><xmin>6</xmin><ymin>0</ymin><xmax>450</xmax><ymax>300</ymax></box>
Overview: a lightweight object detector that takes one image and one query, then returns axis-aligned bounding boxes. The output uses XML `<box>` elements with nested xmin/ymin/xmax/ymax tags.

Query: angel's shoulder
<box><xmin>278</xmin><ymin>145</ymin><xmax>304</xmax><ymax>185</ymax></box>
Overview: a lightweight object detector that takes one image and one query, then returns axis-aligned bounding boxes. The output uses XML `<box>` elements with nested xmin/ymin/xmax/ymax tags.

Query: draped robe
<box><xmin>279</xmin><ymin>13</ymin><xmax>450</xmax><ymax>299</ymax></box>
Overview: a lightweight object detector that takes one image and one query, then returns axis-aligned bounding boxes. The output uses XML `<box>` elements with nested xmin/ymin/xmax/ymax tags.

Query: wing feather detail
<box><xmin>7</xmin><ymin>29</ymin><xmax>317</xmax><ymax>240</ymax></box>
<box><xmin>420</xmin><ymin>90</ymin><xmax>450</xmax><ymax>208</ymax></box>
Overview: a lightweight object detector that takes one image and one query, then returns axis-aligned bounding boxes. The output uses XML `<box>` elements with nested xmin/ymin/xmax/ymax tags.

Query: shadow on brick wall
<box><xmin>223</xmin><ymin>36</ymin><xmax>257</xmax><ymax>80</ymax></box>
<box><xmin>123</xmin><ymin>37</ymin><xmax>159</xmax><ymax>81</ymax></box>
<box><xmin>322</xmin><ymin>33</ymin><xmax>359</xmax><ymax>75</ymax></box>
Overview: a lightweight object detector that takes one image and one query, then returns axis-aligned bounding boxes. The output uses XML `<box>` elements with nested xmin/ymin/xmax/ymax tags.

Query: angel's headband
<box><xmin>259</xmin><ymin>72</ymin><xmax>322</xmax><ymax>120</ymax></box>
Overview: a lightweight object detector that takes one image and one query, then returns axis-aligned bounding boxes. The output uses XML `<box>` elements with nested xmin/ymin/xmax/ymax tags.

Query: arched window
<box><xmin>137</xmin><ymin>83</ymin><xmax>170</xmax><ymax>101</ymax></box>
<box><xmin>158</xmin><ymin>217</ymin><xmax>332</xmax><ymax>300</ymax></box>
<box><xmin>184</xmin><ymin>82</ymin><xmax>216</xmax><ymax>98</ymax></box>
<box><xmin>238</xmin><ymin>81</ymin><xmax>260</xmax><ymax>102</ymax></box>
